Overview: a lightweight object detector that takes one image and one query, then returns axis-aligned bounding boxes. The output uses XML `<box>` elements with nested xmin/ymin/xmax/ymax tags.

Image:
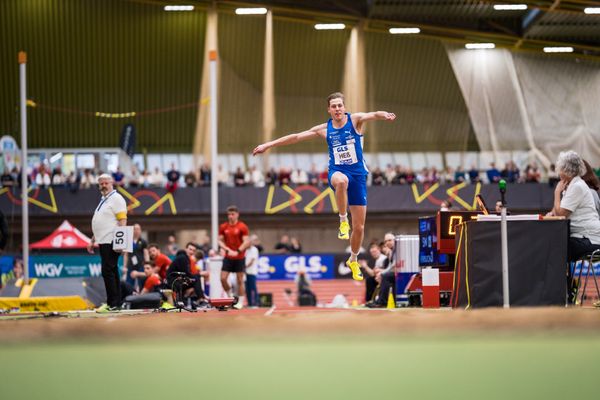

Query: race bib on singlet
<box><xmin>333</xmin><ymin>143</ymin><xmax>358</xmax><ymax>165</ymax></box>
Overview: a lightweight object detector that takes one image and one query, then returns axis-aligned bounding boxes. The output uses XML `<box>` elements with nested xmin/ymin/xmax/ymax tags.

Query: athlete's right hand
<box><xmin>252</xmin><ymin>144</ymin><xmax>268</xmax><ymax>156</ymax></box>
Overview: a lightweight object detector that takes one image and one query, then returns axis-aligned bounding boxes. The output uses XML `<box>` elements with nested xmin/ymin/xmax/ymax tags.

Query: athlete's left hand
<box><xmin>384</xmin><ymin>112</ymin><xmax>396</xmax><ymax>121</ymax></box>
<box><xmin>252</xmin><ymin>144</ymin><xmax>268</xmax><ymax>156</ymax></box>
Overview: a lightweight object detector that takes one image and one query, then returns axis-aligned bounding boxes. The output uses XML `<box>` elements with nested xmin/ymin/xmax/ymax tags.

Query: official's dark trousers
<box><xmin>376</xmin><ymin>270</ymin><xmax>395</xmax><ymax>305</ymax></box>
<box><xmin>99</xmin><ymin>243</ymin><xmax>122</xmax><ymax>308</ymax></box>
<box><xmin>245</xmin><ymin>274</ymin><xmax>259</xmax><ymax>307</ymax></box>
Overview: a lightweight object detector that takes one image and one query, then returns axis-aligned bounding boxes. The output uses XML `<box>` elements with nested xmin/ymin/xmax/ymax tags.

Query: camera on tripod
<box><xmin>167</xmin><ymin>271</ymin><xmax>196</xmax><ymax>311</ymax></box>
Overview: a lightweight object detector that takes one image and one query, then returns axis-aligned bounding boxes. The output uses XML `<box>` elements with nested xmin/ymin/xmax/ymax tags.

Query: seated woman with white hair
<box><xmin>548</xmin><ymin>150</ymin><xmax>600</xmax><ymax>261</ymax></box>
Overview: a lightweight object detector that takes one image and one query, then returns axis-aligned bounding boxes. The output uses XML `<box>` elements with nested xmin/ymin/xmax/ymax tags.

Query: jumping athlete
<box><xmin>252</xmin><ymin>92</ymin><xmax>396</xmax><ymax>281</ymax></box>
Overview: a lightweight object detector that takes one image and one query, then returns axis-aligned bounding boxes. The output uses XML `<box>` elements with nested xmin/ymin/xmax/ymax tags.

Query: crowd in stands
<box><xmin>3</xmin><ymin>159</ymin><xmax>593</xmax><ymax>191</ymax></box>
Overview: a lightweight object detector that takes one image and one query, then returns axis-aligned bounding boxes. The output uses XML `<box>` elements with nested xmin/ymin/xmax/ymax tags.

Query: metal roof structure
<box><xmin>148</xmin><ymin>0</ymin><xmax>600</xmax><ymax>60</ymax></box>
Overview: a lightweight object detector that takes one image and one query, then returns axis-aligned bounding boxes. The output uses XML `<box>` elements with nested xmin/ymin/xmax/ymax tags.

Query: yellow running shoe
<box><xmin>338</xmin><ymin>221</ymin><xmax>350</xmax><ymax>240</ymax></box>
<box><xmin>346</xmin><ymin>259</ymin><xmax>364</xmax><ymax>281</ymax></box>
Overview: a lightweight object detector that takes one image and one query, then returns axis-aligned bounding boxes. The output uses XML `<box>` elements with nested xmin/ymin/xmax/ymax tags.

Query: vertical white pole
<box><xmin>209</xmin><ymin>50</ymin><xmax>219</xmax><ymax>251</ymax></box>
<box><xmin>501</xmin><ymin>207</ymin><xmax>509</xmax><ymax>308</ymax></box>
<box><xmin>18</xmin><ymin>51</ymin><xmax>30</xmax><ymax>285</ymax></box>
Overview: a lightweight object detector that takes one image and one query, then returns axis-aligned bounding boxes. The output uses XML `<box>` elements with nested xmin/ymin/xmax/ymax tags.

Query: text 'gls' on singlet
<box><xmin>326</xmin><ymin>113</ymin><xmax>369</xmax><ymax>175</ymax></box>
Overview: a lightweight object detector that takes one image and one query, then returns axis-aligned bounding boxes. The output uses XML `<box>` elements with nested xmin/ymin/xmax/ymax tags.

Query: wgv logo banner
<box><xmin>29</xmin><ymin>255</ymin><xmax>107</xmax><ymax>278</ymax></box>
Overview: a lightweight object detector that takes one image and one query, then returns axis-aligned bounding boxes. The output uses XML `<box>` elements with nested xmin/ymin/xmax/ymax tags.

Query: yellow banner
<box><xmin>0</xmin><ymin>296</ymin><xmax>92</xmax><ymax>312</ymax></box>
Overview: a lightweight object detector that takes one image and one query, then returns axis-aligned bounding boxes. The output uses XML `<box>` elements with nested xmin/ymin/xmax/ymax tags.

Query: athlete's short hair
<box><xmin>227</xmin><ymin>205</ymin><xmax>239</xmax><ymax>213</ymax></box>
<box><xmin>327</xmin><ymin>92</ymin><xmax>345</xmax><ymax>106</ymax></box>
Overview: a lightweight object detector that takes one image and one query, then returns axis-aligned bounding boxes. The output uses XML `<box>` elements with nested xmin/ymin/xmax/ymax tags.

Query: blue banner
<box><xmin>256</xmin><ymin>254</ymin><xmax>335</xmax><ymax>280</ymax></box>
<box><xmin>26</xmin><ymin>255</ymin><xmax>124</xmax><ymax>278</ymax></box>
<box><xmin>29</xmin><ymin>255</ymin><xmax>104</xmax><ymax>278</ymax></box>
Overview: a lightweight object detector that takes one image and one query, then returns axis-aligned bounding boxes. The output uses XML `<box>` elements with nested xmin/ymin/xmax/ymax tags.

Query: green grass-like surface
<box><xmin>2</xmin><ymin>335</ymin><xmax>599</xmax><ymax>400</ymax></box>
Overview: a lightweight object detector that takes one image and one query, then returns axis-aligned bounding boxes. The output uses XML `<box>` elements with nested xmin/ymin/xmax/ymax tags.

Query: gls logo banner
<box><xmin>256</xmin><ymin>254</ymin><xmax>335</xmax><ymax>280</ymax></box>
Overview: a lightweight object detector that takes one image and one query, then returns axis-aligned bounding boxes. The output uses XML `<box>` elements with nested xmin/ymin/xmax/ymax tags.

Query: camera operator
<box><xmin>166</xmin><ymin>249</ymin><xmax>207</xmax><ymax>307</ymax></box>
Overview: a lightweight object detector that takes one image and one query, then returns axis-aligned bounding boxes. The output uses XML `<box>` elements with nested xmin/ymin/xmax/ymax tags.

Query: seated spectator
<box><xmin>1</xmin><ymin>257</ymin><xmax>23</xmax><ymax>287</ymax></box>
<box><xmin>582</xmin><ymin>159</ymin><xmax>600</xmax><ymax>217</ymax></box>
<box><xmin>416</xmin><ymin>167</ymin><xmax>428</xmax><ymax>184</ymax></box>
<box><xmin>265</xmin><ymin>167</ymin><xmax>278</xmax><ymax>186</ymax></box>
<box><xmin>246</xmin><ymin>165</ymin><xmax>264</xmax><ymax>187</ymax></box>
<box><xmin>278</xmin><ymin>167</ymin><xmax>291</xmax><ymax>186</ymax></box>
<box><xmin>291</xmin><ymin>168</ymin><xmax>308</xmax><ymax>185</ymax></box>
<box><xmin>51</xmin><ymin>166</ymin><xmax>66</xmax><ymax>187</ymax></box>
<box><xmin>35</xmin><ymin>164</ymin><xmax>51</xmax><ymax>188</ymax></box>
<box><xmin>128</xmin><ymin>165</ymin><xmax>141</xmax><ymax>187</ymax></box>
<box><xmin>360</xmin><ymin>242</ymin><xmax>388</xmax><ymax>303</ymax></box>
<box><xmin>547</xmin><ymin>151</ymin><xmax>600</xmax><ymax>262</ymax></box>
<box><xmin>486</xmin><ymin>162</ymin><xmax>501</xmax><ymax>184</ymax></box>
<box><xmin>148</xmin><ymin>243</ymin><xmax>172</xmax><ymax>281</ymax></box>
<box><xmin>547</xmin><ymin>164</ymin><xmax>559</xmax><ymax>187</ymax></box>
<box><xmin>290</xmin><ymin>237</ymin><xmax>302</xmax><ymax>254</ymax></box>
<box><xmin>166</xmin><ymin>235</ymin><xmax>178</xmax><ymax>256</ymax></box>
<box><xmin>166</xmin><ymin>163</ymin><xmax>180</xmax><ymax>193</ymax></box>
<box><xmin>199</xmin><ymin>163</ymin><xmax>211</xmax><ymax>186</ymax></box>
<box><xmin>307</xmin><ymin>164</ymin><xmax>319</xmax><ymax>186</ymax></box>
<box><xmin>405</xmin><ymin>168</ymin><xmax>416</xmax><ymax>184</ymax></box>
<box><xmin>192</xmin><ymin>249</ymin><xmax>210</xmax><ymax>288</ymax></box>
<box><xmin>440</xmin><ymin>166</ymin><xmax>454</xmax><ymax>185</ymax></box>
<box><xmin>525</xmin><ymin>162</ymin><xmax>541</xmax><ymax>183</ymax></box>
<box><xmin>140</xmin><ymin>169</ymin><xmax>151</xmax><ymax>187</ymax></box>
<box><xmin>184</xmin><ymin>170</ymin><xmax>197</xmax><ymax>187</ymax></box>
<box><xmin>1</xmin><ymin>168</ymin><xmax>15</xmax><ymax>187</ymax></box>
<box><xmin>140</xmin><ymin>263</ymin><xmax>162</xmax><ymax>294</ymax></box>
<box><xmin>468</xmin><ymin>165</ymin><xmax>480</xmax><ymax>183</ymax></box>
<box><xmin>391</xmin><ymin>165</ymin><xmax>406</xmax><ymax>185</ymax></box>
<box><xmin>495</xmin><ymin>200</ymin><xmax>503</xmax><ymax>214</ymax></box>
<box><xmin>429</xmin><ymin>167</ymin><xmax>439</xmax><ymax>184</ymax></box>
<box><xmin>66</xmin><ymin>171</ymin><xmax>80</xmax><ymax>193</ymax></box>
<box><xmin>384</xmin><ymin>164</ymin><xmax>395</xmax><ymax>184</ymax></box>
<box><xmin>454</xmin><ymin>165</ymin><xmax>466</xmax><ymax>183</ymax></box>
<box><xmin>367</xmin><ymin>233</ymin><xmax>395</xmax><ymax>308</ymax></box>
<box><xmin>112</xmin><ymin>167</ymin><xmax>125</xmax><ymax>187</ymax></box>
<box><xmin>318</xmin><ymin>168</ymin><xmax>329</xmax><ymax>187</ymax></box>
<box><xmin>274</xmin><ymin>234</ymin><xmax>292</xmax><ymax>253</ymax></box>
<box><xmin>216</xmin><ymin>164</ymin><xmax>229</xmax><ymax>186</ymax></box>
<box><xmin>80</xmin><ymin>169</ymin><xmax>96</xmax><ymax>189</ymax></box>
<box><xmin>233</xmin><ymin>167</ymin><xmax>246</xmax><ymax>187</ymax></box>
<box><xmin>440</xmin><ymin>200</ymin><xmax>452</xmax><ymax>211</ymax></box>
<box><xmin>149</xmin><ymin>167</ymin><xmax>164</xmax><ymax>187</ymax></box>
<box><xmin>501</xmin><ymin>161</ymin><xmax>520</xmax><ymax>183</ymax></box>
<box><xmin>371</xmin><ymin>167</ymin><xmax>385</xmax><ymax>186</ymax></box>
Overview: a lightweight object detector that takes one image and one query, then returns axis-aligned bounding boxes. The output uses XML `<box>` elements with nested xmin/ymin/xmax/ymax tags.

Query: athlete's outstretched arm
<box><xmin>352</xmin><ymin>111</ymin><xmax>396</xmax><ymax>133</ymax></box>
<box><xmin>252</xmin><ymin>123</ymin><xmax>326</xmax><ymax>155</ymax></box>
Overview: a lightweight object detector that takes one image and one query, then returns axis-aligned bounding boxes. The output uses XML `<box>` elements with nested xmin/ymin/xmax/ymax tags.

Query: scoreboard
<box><xmin>436</xmin><ymin>211</ymin><xmax>482</xmax><ymax>254</ymax></box>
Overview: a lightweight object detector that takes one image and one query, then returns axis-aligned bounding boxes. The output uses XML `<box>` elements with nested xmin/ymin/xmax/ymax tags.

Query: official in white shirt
<box><xmin>550</xmin><ymin>151</ymin><xmax>600</xmax><ymax>261</ymax></box>
<box><xmin>87</xmin><ymin>174</ymin><xmax>127</xmax><ymax>312</ymax></box>
<box><xmin>244</xmin><ymin>235</ymin><xmax>260</xmax><ymax>307</ymax></box>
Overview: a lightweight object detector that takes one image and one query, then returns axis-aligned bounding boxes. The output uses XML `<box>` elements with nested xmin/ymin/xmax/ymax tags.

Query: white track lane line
<box><xmin>264</xmin><ymin>306</ymin><xmax>276</xmax><ymax>316</ymax></box>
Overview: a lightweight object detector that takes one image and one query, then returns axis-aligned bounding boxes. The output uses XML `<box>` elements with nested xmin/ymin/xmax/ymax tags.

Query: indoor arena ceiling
<box><xmin>143</xmin><ymin>0</ymin><xmax>600</xmax><ymax>60</ymax></box>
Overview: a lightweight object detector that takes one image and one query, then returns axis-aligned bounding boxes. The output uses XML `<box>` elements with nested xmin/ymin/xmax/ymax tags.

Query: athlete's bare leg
<box><xmin>348</xmin><ymin>205</ymin><xmax>366</xmax><ymax>255</ymax></box>
<box><xmin>220</xmin><ymin>270</ymin><xmax>231</xmax><ymax>295</ymax></box>
<box><xmin>236</xmin><ymin>272</ymin><xmax>246</xmax><ymax>297</ymax></box>
<box><xmin>330</xmin><ymin>171</ymin><xmax>348</xmax><ymax>216</ymax></box>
